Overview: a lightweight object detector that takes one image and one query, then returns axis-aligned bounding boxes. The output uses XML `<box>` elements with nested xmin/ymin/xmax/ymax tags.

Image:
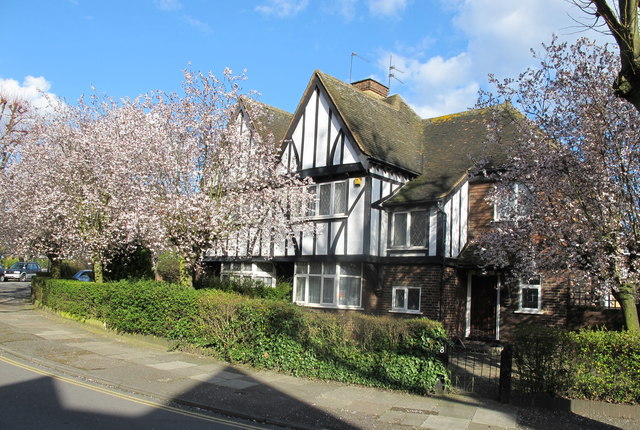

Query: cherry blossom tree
<box><xmin>142</xmin><ymin>70</ymin><xmax>311</xmax><ymax>287</ymax></box>
<box><xmin>7</xmin><ymin>93</ymin><xmax>162</xmax><ymax>282</ymax></box>
<box><xmin>7</xmin><ymin>68</ymin><xmax>311</xmax><ymax>285</ymax></box>
<box><xmin>0</xmin><ymin>94</ymin><xmax>30</xmax><ymax>171</ymax></box>
<box><xmin>476</xmin><ymin>37</ymin><xmax>640</xmax><ymax>331</ymax></box>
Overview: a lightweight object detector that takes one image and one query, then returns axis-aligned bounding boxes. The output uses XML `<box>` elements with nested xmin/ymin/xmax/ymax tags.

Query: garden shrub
<box><xmin>33</xmin><ymin>278</ymin><xmax>449</xmax><ymax>394</ymax></box>
<box><xmin>566</xmin><ymin>330</ymin><xmax>640</xmax><ymax>403</ymax></box>
<box><xmin>512</xmin><ymin>325</ymin><xmax>640</xmax><ymax>404</ymax></box>
<box><xmin>512</xmin><ymin>324</ymin><xmax>571</xmax><ymax>395</ymax></box>
<box><xmin>156</xmin><ymin>251</ymin><xmax>180</xmax><ymax>283</ymax></box>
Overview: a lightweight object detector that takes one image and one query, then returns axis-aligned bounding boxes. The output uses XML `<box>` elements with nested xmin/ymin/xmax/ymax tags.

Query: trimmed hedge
<box><xmin>32</xmin><ymin>277</ymin><xmax>449</xmax><ymax>394</ymax></box>
<box><xmin>513</xmin><ymin>325</ymin><xmax>640</xmax><ymax>404</ymax></box>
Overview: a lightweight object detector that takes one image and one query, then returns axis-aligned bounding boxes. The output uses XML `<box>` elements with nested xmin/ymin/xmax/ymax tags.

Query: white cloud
<box><xmin>154</xmin><ymin>0</ymin><xmax>182</xmax><ymax>11</ymax></box>
<box><xmin>323</xmin><ymin>0</ymin><xmax>358</xmax><ymax>21</ymax></box>
<box><xmin>182</xmin><ymin>15</ymin><xmax>212</xmax><ymax>33</ymax></box>
<box><xmin>382</xmin><ymin>52</ymin><xmax>477</xmax><ymax>116</ymax></box>
<box><xmin>0</xmin><ymin>76</ymin><xmax>60</xmax><ymax>113</ymax></box>
<box><xmin>382</xmin><ymin>0</ymin><xmax>616</xmax><ymax>117</ymax></box>
<box><xmin>368</xmin><ymin>0</ymin><xmax>408</xmax><ymax>17</ymax></box>
<box><xmin>255</xmin><ymin>0</ymin><xmax>309</xmax><ymax>18</ymax></box>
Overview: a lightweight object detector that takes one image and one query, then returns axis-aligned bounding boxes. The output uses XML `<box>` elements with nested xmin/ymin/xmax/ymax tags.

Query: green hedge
<box><xmin>204</xmin><ymin>277</ymin><xmax>293</xmax><ymax>301</ymax></box>
<box><xmin>32</xmin><ymin>277</ymin><xmax>449</xmax><ymax>394</ymax></box>
<box><xmin>513</xmin><ymin>325</ymin><xmax>640</xmax><ymax>404</ymax></box>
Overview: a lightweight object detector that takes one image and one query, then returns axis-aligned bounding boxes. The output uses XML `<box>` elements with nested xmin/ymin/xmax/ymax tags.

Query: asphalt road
<box><xmin>0</xmin><ymin>281</ymin><xmax>280</xmax><ymax>430</ymax></box>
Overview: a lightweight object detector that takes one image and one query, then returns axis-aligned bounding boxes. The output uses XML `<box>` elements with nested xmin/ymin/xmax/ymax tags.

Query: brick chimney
<box><xmin>351</xmin><ymin>78</ymin><xmax>389</xmax><ymax>98</ymax></box>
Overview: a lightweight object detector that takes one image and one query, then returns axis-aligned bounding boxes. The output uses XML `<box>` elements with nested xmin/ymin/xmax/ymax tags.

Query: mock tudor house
<box><xmin>206</xmin><ymin>70</ymin><xmax>624</xmax><ymax>341</ymax></box>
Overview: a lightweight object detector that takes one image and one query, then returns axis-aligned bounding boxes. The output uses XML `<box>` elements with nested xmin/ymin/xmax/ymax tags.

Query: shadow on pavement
<box><xmin>0</xmin><ymin>358</ymin><xmax>361</xmax><ymax>429</ymax></box>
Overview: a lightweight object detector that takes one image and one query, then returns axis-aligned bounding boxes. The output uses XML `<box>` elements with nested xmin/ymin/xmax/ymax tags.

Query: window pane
<box><xmin>319</xmin><ymin>184</ymin><xmax>332</xmax><ymax>215</ymax></box>
<box><xmin>410</xmin><ymin>211</ymin><xmax>427</xmax><ymax>247</ymax></box>
<box><xmin>339</xmin><ymin>277</ymin><xmax>360</xmax><ymax>307</ymax></box>
<box><xmin>334</xmin><ymin>182</ymin><xmax>347</xmax><ymax>214</ymax></box>
<box><xmin>231</xmin><ymin>262</ymin><xmax>241</xmax><ymax>271</ymax></box>
<box><xmin>393</xmin><ymin>213</ymin><xmax>408</xmax><ymax>246</ymax></box>
<box><xmin>393</xmin><ymin>288</ymin><xmax>406</xmax><ymax>309</ymax></box>
<box><xmin>522</xmin><ymin>287</ymin><xmax>539</xmax><ymax>309</ymax></box>
<box><xmin>408</xmin><ymin>288</ymin><xmax>421</xmax><ymax>311</ymax></box>
<box><xmin>323</xmin><ymin>263</ymin><xmax>336</xmax><ymax>274</ymax></box>
<box><xmin>296</xmin><ymin>263</ymin><xmax>307</xmax><ymax>274</ymax></box>
<box><xmin>309</xmin><ymin>262</ymin><xmax>322</xmax><ymax>274</ymax></box>
<box><xmin>340</xmin><ymin>263</ymin><xmax>360</xmax><ymax>276</ymax></box>
<box><xmin>295</xmin><ymin>277</ymin><xmax>305</xmax><ymax>301</ymax></box>
<box><xmin>322</xmin><ymin>277</ymin><xmax>335</xmax><ymax>304</ymax></box>
<box><xmin>309</xmin><ymin>276</ymin><xmax>322</xmax><ymax>303</ymax></box>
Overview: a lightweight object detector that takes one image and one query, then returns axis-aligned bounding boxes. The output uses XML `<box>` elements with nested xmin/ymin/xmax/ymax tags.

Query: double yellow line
<box><xmin>0</xmin><ymin>354</ymin><xmax>267</xmax><ymax>429</ymax></box>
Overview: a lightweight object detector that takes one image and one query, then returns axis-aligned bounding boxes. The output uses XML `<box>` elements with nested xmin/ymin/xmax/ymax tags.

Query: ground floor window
<box><xmin>220</xmin><ymin>262</ymin><xmax>276</xmax><ymax>287</ymax></box>
<box><xmin>391</xmin><ymin>286</ymin><xmax>421</xmax><ymax>313</ymax></box>
<box><xmin>294</xmin><ymin>262</ymin><xmax>362</xmax><ymax>308</ymax></box>
<box><xmin>518</xmin><ymin>277</ymin><xmax>542</xmax><ymax>313</ymax></box>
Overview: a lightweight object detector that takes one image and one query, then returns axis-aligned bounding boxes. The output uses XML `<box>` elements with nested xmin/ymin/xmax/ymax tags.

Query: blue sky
<box><xmin>0</xmin><ymin>0</ymin><xmax>613</xmax><ymax>117</ymax></box>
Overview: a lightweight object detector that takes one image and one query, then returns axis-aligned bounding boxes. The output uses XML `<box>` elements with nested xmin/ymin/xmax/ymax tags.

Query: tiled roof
<box><xmin>384</xmin><ymin>105</ymin><xmax>518</xmax><ymax>205</ymax></box>
<box><xmin>316</xmin><ymin>71</ymin><xmax>425</xmax><ymax>174</ymax></box>
<box><xmin>245</xmin><ymin>71</ymin><xmax>518</xmax><ymax>204</ymax></box>
<box><xmin>241</xmin><ymin>97</ymin><xmax>293</xmax><ymax>145</ymax></box>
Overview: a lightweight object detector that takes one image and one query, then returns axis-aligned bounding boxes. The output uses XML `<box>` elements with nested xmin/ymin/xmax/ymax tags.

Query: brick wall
<box><xmin>498</xmin><ymin>272</ymin><xmax>569</xmax><ymax>340</ymax></box>
<box><xmin>379</xmin><ymin>264</ymin><xmax>466</xmax><ymax>336</ymax></box>
<box><xmin>468</xmin><ymin>182</ymin><xmax>494</xmax><ymax>236</ymax></box>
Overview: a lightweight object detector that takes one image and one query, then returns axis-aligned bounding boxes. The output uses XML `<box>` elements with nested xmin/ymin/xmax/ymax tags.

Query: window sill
<box><xmin>294</xmin><ymin>302</ymin><xmax>363</xmax><ymax>311</ymax></box>
<box><xmin>514</xmin><ymin>309</ymin><xmax>544</xmax><ymax>315</ymax></box>
<box><xmin>389</xmin><ymin>309</ymin><xmax>422</xmax><ymax>315</ymax></box>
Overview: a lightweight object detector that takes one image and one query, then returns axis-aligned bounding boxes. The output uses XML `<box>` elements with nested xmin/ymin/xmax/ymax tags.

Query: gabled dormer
<box><xmin>281</xmin><ymin>70</ymin><xmax>423</xmax><ymax>180</ymax></box>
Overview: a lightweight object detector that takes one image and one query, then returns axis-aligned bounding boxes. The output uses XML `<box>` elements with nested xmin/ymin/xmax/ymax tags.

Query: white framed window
<box><xmin>293</xmin><ymin>262</ymin><xmax>362</xmax><ymax>308</ymax></box>
<box><xmin>221</xmin><ymin>262</ymin><xmax>276</xmax><ymax>287</ymax></box>
<box><xmin>391</xmin><ymin>286</ymin><xmax>421</xmax><ymax>313</ymax></box>
<box><xmin>307</xmin><ymin>181</ymin><xmax>348</xmax><ymax>218</ymax></box>
<box><xmin>390</xmin><ymin>210</ymin><xmax>428</xmax><ymax>248</ymax></box>
<box><xmin>517</xmin><ymin>277</ymin><xmax>542</xmax><ymax>313</ymax></box>
<box><xmin>494</xmin><ymin>182</ymin><xmax>531</xmax><ymax>221</ymax></box>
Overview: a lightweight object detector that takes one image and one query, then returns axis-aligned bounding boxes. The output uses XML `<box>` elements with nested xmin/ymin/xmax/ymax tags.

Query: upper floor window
<box><xmin>517</xmin><ymin>277</ymin><xmax>542</xmax><ymax>313</ymax></box>
<box><xmin>495</xmin><ymin>182</ymin><xmax>531</xmax><ymax>221</ymax></box>
<box><xmin>307</xmin><ymin>181</ymin><xmax>348</xmax><ymax>217</ymax></box>
<box><xmin>391</xmin><ymin>210</ymin><xmax>427</xmax><ymax>247</ymax></box>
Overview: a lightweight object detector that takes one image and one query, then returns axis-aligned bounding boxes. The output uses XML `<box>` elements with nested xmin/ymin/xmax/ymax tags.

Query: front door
<box><xmin>469</xmin><ymin>275</ymin><xmax>498</xmax><ymax>340</ymax></box>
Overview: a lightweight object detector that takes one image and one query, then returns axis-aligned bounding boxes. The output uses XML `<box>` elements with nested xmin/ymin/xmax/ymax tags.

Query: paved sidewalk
<box><xmin>0</xmin><ymin>285</ymin><xmax>631</xmax><ymax>430</ymax></box>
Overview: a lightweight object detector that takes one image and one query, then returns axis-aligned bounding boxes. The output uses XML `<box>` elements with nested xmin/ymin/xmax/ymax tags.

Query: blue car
<box><xmin>72</xmin><ymin>270</ymin><xmax>94</xmax><ymax>282</ymax></box>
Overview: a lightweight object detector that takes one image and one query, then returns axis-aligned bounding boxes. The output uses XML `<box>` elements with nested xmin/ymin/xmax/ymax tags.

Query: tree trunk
<box><xmin>47</xmin><ymin>254</ymin><xmax>62</xmax><ymax>279</ymax></box>
<box><xmin>614</xmin><ymin>282</ymin><xmax>640</xmax><ymax>331</ymax></box>
<box><xmin>178</xmin><ymin>256</ymin><xmax>193</xmax><ymax>288</ymax></box>
<box><xmin>590</xmin><ymin>0</ymin><xmax>640</xmax><ymax>112</ymax></box>
<box><xmin>93</xmin><ymin>255</ymin><xmax>104</xmax><ymax>284</ymax></box>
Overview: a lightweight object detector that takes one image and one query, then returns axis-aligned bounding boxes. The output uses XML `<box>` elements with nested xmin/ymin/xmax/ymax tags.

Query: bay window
<box><xmin>294</xmin><ymin>262</ymin><xmax>362</xmax><ymax>308</ymax></box>
<box><xmin>221</xmin><ymin>262</ymin><xmax>276</xmax><ymax>287</ymax></box>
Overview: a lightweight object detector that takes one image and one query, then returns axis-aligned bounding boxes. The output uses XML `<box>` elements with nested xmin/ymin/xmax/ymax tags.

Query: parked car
<box><xmin>0</xmin><ymin>264</ymin><xmax>4</xmax><ymax>282</ymax></box>
<box><xmin>71</xmin><ymin>270</ymin><xmax>94</xmax><ymax>282</ymax></box>
<box><xmin>4</xmin><ymin>262</ymin><xmax>42</xmax><ymax>282</ymax></box>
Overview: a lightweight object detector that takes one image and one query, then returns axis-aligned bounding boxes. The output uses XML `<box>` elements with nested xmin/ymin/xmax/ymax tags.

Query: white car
<box><xmin>4</xmin><ymin>262</ymin><xmax>42</xmax><ymax>281</ymax></box>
